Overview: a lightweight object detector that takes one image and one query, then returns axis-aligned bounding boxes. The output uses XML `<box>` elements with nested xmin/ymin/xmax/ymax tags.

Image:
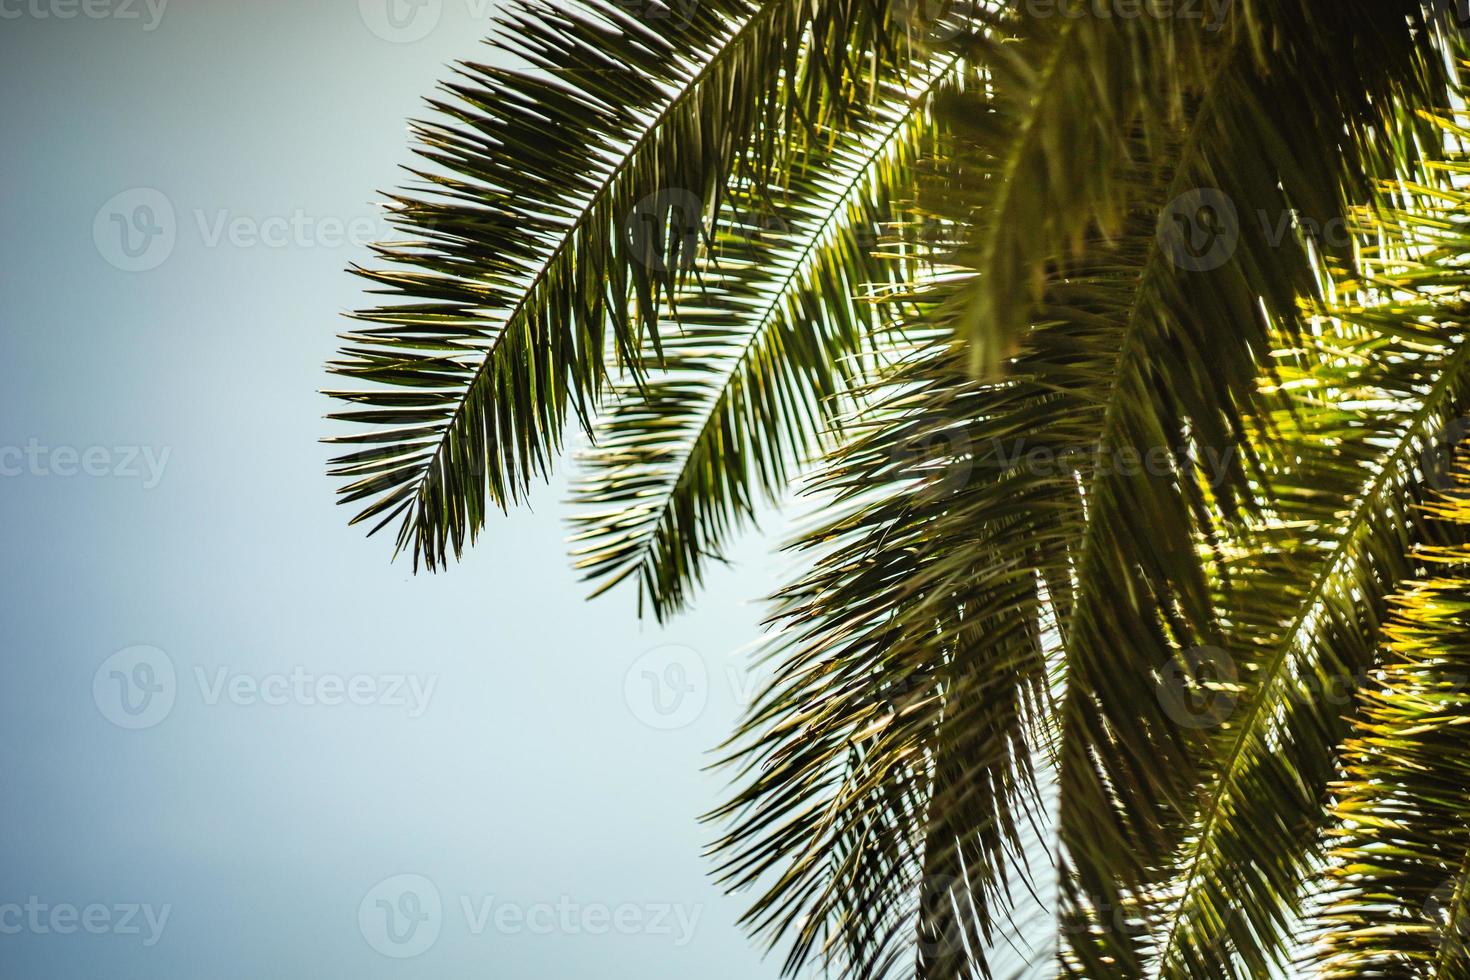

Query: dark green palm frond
<box><xmin>939</xmin><ymin>2</ymin><xmax>1217</xmax><ymax>376</ymax></box>
<box><xmin>324</xmin><ymin>0</ymin><xmax>913</xmax><ymax>569</ymax></box>
<box><xmin>706</xmin><ymin>141</ymin><xmax>1287</xmax><ymax>973</ymax></box>
<box><xmin>704</xmin><ymin>107</ymin><xmax>1352</xmax><ymax>975</ymax></box>
<box><xmin>1316</xmin><ymin>468</ymin><xmax>1470</xmax><ymax>977</ymax></box>
<box><xmin>566</xmin><ymin>51</ymin><xmax>964</xmax><ymax>620</ymax></box>
<box><xmin>909</xmin><ymin>23</ymin><xmax>1447</xmax><ymax>959</ymax></box>
<box><xmin>1037</xmin><ymin>16</ymin><xmax>1452</xmax><ymax>973</ymax></box>
<box><xmin>706</xmin><ymin>331</ymin><xmax>1076</xmax><ymax>980</ymax></box>
<box><xmin>1153</xmin><ymin>313</ymin><xmax>1470</xmax><ymax>980</ymax></box>
<box><xmin>942</xmin><ymin>0</ymin><xmax>1442</xmax><ymax>376</ymax></box>
<box><xmin>1152</xmin><ymin>138</ymin><xmax>1470</xmax><ymax>979</ymax></box>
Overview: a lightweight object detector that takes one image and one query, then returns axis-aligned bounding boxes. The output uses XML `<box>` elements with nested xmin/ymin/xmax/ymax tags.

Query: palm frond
<box><xmin>1152</xmin><ymin>134</ymin><xmax>1470</xmax><ymax>979</ymax></box>
<box><xmin>324</xmin><ymin>0</ymin><xmax>912</xmax><ymax>568</ymax></box>
<box><xmin>1316</xmin><ymin>462</ymin><xmax>1470</xmax><ymax>977</ymax></box>
<box><xmin>943</xmin><ymin>0</ymin><xmax>1442</xmax><ymax>376</ymax></box>
<box><xmin>1035</xmin><ymin>14</ymin><xmax>1452</xmax><ymax>972</ymax></box>
<box><xmin>706</xmin><ymin>331</ymin><xmax>1070</xmax><ymax>980</ymax></box>
<box><xmin>566</xmin><ymin>51</ymin><xmax>964</xmax><ymax>620</ymax></box>
<box><xmin>705</xmin><ymin>126</ymin><xmax>1281</xmax><ymax>971</ymax></box>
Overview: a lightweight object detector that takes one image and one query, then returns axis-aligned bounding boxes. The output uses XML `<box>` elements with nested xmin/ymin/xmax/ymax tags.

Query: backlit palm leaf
<box><xmin>1316</xmin><ymin>461</ymin><xmax>1470</xmax><ymax>976</ymax></box>
<box><xmin>1153</xmin><ymin>124</ymin><xmax>1470</xmax><ymax>979</ymax></box>
<box><xmin>566</xmin><ymin>50</ymin><xmax>964</xmax><ymax>619</ymax></box>
<box><xmin>325</xmin><ymin>0</ymin><xmax>914</xmax><ymax>567</ymax></box>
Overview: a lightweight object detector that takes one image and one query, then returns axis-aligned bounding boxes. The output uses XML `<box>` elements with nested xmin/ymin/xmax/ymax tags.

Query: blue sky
<box><xmin>0</xmin><ymin>3</ymin><xmax>808</xmax><ymax>977</ymax></box>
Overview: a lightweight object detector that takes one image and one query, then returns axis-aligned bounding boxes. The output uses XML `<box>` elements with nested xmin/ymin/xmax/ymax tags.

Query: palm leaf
<box><xmin>707</xmin><ymin>331</ymin><xmax>1069</xmax><ymax>980</ymax></box>
<box><xmin>324</xmin><ymin>0</ymin><xmax>912</xmax><ymax>568</ymax></box>
<box><xmin>1316</xmin><ymin>463</ymin><xmax>1470</xmax><ymax>976</ymax></box>
<box><xmin>1035</xmin><ymin>11</ymin><xmax>1450</xmax><ymax>972</ymax></box>
<box><xmin>566</xmin><ymin>50</ymin><xmax>964</xmax><ymax>619</ymax></box>
<box><xmin>944</xmin><ymin>0</ymin><xmax>1443</xmax><ymax>376</ymax></box>
<box><xmin>1152</xmin><ymin>130</ymin><xmax>1470</xmax><ymax>979</ymax></box>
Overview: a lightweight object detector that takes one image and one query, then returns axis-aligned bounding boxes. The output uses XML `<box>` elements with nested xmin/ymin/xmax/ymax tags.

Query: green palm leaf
<box><xmin>566</xmin><ymin>51</ymin><xmax>963</xmax><ymax>619</ymax></box>
<box><xmin>706</xmin><ymin>332</ymin><xmax>1066</xmax><ymax>980</ymax></box>
<box><xmin>1316</xmin><ymin>470</ymin><xmax>1470</xmax><ymax>976</ymax></box>
<box><xmin>1031</xmin><ymin>11</ymin><xmax>1449</xmax><ymax>971</ymax></box>
<box><xmin>708</xmin><ymin>40</ymin><xmax>1451</xmax><ymax>973</ymax></box>
<box><xmin>946</xmin><ymin>0</ymin><xmax>1443</xmax><ymax>377</ymax></box>
<box><xmin>324</xmin><ymin>0</ymin><xmax>912</xmax><ymax>568</ymax></box>
<box><xmin>1153</xmin><ymin>133</ymin><xmax>1470</xmax><ymax>979</ymax></box>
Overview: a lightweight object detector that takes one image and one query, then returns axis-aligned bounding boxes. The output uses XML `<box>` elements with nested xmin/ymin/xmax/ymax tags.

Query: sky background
<box><xmin>0</xmin><ymin>3</ymin><xmax>824</xmax><ymax>977</ymax></box>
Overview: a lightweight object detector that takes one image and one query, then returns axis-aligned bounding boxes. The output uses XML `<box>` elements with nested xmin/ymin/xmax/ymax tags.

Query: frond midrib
<box><xmin>1155</xmin><ymin>337</ymin><xmax>1470</xmax><ymax>975</ymax></box>
<box><xmin>1056</xmin><ymin>14</ymin><xmax>1246</xmax><ymax>651</ymax></box>
<box><xmin>583</xmin><ymin>52</ymin><xmax>964</xmax><ymax>599</ymax></box>
<box><xmin>1433</xmin><ymin>845</ymin><xmax>1470</xmax><ymax>976</ymax></box>
<box><xmin>389</xmin><ymin>0</ymin><xmax>806</xmax><ymax>534</ymax></box>
<box><xmin>1048</xmin><ymin>27</ymin><xmax>1251</xmax><ymax>971</ymax></box>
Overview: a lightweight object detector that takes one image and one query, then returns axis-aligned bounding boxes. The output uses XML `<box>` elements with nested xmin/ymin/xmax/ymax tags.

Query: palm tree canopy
<box><xmin>324</xmin><ymin>3</ymin><xmax>1470</xmax><ymax>977</ymax></box>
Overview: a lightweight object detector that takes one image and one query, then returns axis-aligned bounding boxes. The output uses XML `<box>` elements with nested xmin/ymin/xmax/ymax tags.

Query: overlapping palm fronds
<box><xmin>1150</xmin><ymin>127</ymin><xmax>1470</xmax><ymax>979</ymax></box>
<box><xmin>929</xmin><ymin>5</ymin><xmax>1448</xmax><ymax>971</ymax></box>
<box><xmin>943</xmin><ymin>0</ymin><xmax>1443</xmax><ymax>376</ymax></box>
<box><xmin>325</xmin><ymin>0</ymin><xmax>922</xmax><ymax>568</ymax></box>
<box><xmin>323</xmin><ymin>3</ymin><xmax>1470</xmax><ymax>979</ymax></box>
<box><xmin>566</xmin><ymin>50</ymin><xmax>963</xmax><ymax>619</ymax></box>
<box><xmin>1315</xmin><ymin>458</ymin><xmax>1470</xmax><ymax>977</ymax></box>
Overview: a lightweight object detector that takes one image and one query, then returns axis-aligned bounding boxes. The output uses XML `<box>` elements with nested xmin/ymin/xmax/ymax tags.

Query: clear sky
<box><xmin>0</xmin><ymin>3</ymin><xmax>809</xmax><ymax>977</ymax></box>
